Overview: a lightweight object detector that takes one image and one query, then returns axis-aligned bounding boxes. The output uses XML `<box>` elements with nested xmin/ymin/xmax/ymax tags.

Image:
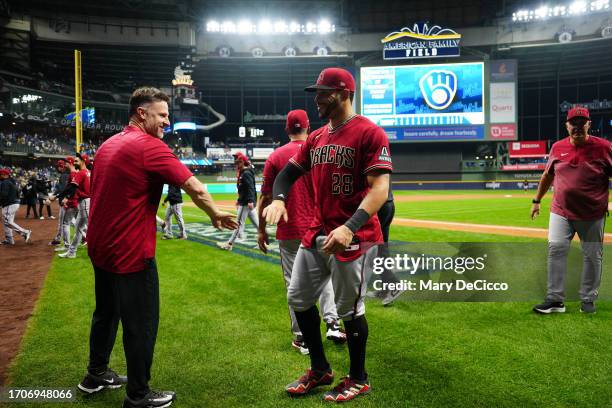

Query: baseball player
<box><xmin>53</xmin><ymin>157</ymin><xmax>82</xmax><ymax>253</ymax></box>
<box><xmin>217</xmin><ymin>152</ymin><xmax>259</xmax><ymax>250</ymax></box>
<box><xmin>162</xmin><ymin>184</ymin><xmax>187</xmax><ymax>239</ymax></box>
<box><xmin>36</xmin><ymin>173</ymin><xmax>54</xmax><ymax>220</ymax></box>
<box><xmin>258</xmin><ymin>109</ymin><xmax>346</xmax><ymax>355</ymax></box>
<box><xmin>1</xmin><ymin>168</ymin><xmax>32</xmax><ymax>245</ymax></box>
<box><xmin>22</xmin><ymin>176</ymin><xmax>39</xmax><ymax>219</ymax></box>
<box><xmin>49</xmin><ymin>159</ymin><xmax>70</xmax><ymax>246</ymax></box>
<box><xmin>264</xmin><ymin>68</ymin><xmax>392</xmax><ymax>402</ymax></box>
<box><xmin>58</xmin><ymin>153</ymin><xmax>91</xmax><ymax>259</ymax></box>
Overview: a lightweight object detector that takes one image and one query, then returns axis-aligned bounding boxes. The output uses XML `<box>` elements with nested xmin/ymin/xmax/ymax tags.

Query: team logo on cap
<box><xmin>419</xmin><ymin>70</ymin><xmax>457</xmax><ymax>110</ymax></box>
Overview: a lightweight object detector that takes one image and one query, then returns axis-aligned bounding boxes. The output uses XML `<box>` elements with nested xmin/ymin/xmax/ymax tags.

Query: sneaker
<box><xmin>216</xmin><ymin>242</ymin><xmax>232</xmax><ymax>251</ymax></box>
<box><xmin>382</xmin><ymin>288</ymin><xmax>405</xmax><ymax>307</ymax></box>
<box><xmin>48</xmin><ymin>239</ymin><xmax>61</xmax><ymax>246</ymax></box>
<box><xmin>123</xmin><ymin>390</ymin><xmax>176</xmax><ymax>408</ymax></box>
<box><xmin>533</xmin><ymin>301</ymin><xmax>565</xmax><ymax>314</ymax></box>
<box><xmin>291</xmin><ymin>336</ymin><xmax>309</xmax><ymax>355</ymax></box>
<box><xmin>326</xmin><ymin>321</ymin><xmax>347</xmax><ymax>344</ymax></box>
<box><xmin>23</xmin><ymin>230</ymin><xmax>32</xmax><ymax>244</ymax></box>
<box><xmin>58</xmin><ymin>252</ymin><xmax>76</xmax><ymax>259</ymax></box>
<box><xmin>1</xmin><ymin>240</ymin><xmax>15</xmax><ymax>246</ymax></box>
<box><xmin>49</xmin><ymin>215</ymin><xmax>56</xmax><ymax>220</ymax></box>
<box><xmin>286</xmin><ymin>369</ymin><xmax>334</xmax><ymax>396</ymax></box>
<box><xmin>55</xmin><ymin>245</ymin><xmax>70</xmax><ymax>252</ymax></box>
<box><xmin>77</xmin><ymin>368</ymin><xmax>127</xmax><ymax>394</ymax></box>
<box><xmin>39</xmin><ymin>216</ymin><xmax>44</xmax><ymax>220</ymax></box>
<box><xmin>580</xmin><ymin>301</ymin><xmax>596</xmax><ymax>314</ymax></box>
<box><xmin>323</xmin><ymin>376</ymin><xmax>371</xmax><ymax>402</ymax></box>
<box><xmin>161</xmin><ymin>235</ymin><xmax>173</xmax><ymax>240</ymax></box>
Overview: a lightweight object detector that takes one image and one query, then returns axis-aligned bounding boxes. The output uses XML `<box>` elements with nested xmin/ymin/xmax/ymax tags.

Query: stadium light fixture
<box><xmin>206</xmin><ymin>18</ymin><xmax>336</xmax><ymax>34</ymax></box>
<box><xmin>511</xmin><ymin>0</ymin><xmax>608</xmax><ymax>22</ymax></box>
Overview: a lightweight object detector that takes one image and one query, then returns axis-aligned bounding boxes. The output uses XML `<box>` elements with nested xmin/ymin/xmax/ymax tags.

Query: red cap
<box><xmin>233</xmin><ymin>152</ymin><xmax>250</xmax><ymax>165</ymax></box>
<box><xmin>567</xmin><ymin>106</ymin><xmax>590</xmax><ymax>121</ymax></box>
<box><xmin>78</xmin><ymin>153</ymin><xmax>90</xmax><ymax>166</ymax></box>
<box><xmin>0</xmin><ymin>168</ymin><xmax>10</xmax><ymax>176</ymax></box>
<box><xmin>285</xmin><ymin>109</ymin><xmax>310</xmax><ymax>133</ymax></box>
<box><xmin>65</xmin><ymin>156</ymin><xmax>75</xmax><ymax>165</ymax></box>
<box><xmin>305</xmin><ymin>67</ymin><xmax>355</xmax><ymax>93</ymax></box>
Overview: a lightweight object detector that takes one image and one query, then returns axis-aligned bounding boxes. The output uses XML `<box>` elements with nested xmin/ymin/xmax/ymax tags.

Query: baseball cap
<box><xmin>304</xmin><ymin>67</ymin><xmax>355</xmax><ymax>93</ymax></box>
<box><xmin>65</xmin><ymin>156</ymin><xmax>75</xmax><ymax>165</ymax></box>
<box><xmin>0</xmin><ymin>168</ymin><xmax>10</xmax><ymax>176</ymax></box>
<box><xmin>77</xmin><ymin>152</ymin><xmax>90</xmax><ymax>166</ymax></box>
<box><xmin>285</xmin><ymin>109</ymin><xmax>310</xmax><ymax>133</ymax></box>
<box><xmin>567</xmin><ymin>106</ymin><xmax>590</xmax><ymax>121</ymax></box>
<box><xmin>233</xmin><ymin>152</ymin><xmax>250</xmax><ymax>164</ymax></box>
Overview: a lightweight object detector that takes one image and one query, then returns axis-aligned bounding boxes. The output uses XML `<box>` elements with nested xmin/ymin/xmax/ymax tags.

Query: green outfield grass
<box><xmin>7</xmin><ymin>237</ymin><xmax>612</xmax><ymax>408</ymax></box>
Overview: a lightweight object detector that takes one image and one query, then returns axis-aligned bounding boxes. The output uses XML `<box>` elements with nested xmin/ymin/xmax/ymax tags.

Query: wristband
<box><xmin>532</xmin><ymin>199</ymin><xmax>541</xmax><ymax>204</ymax></box>
<box><xmin>344</xmin><ymin>208</ymin><xmax>370</xmax><ymax>234</ymax></box>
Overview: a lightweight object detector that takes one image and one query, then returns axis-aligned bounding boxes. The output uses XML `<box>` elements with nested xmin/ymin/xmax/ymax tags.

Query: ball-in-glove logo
<box><xmin>419</xmin><ymin>70</ymin><xmax>457</xmax><ymax>110</ymax></box>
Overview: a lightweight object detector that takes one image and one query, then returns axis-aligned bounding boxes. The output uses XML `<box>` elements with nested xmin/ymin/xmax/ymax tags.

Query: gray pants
<box><xmin>546</xmin><ymin>213</ymin><xmax>605</xmax><ymax>302</ymax></box>
<box><xmin>228</xmin><ymin>205</ymin><xmax>259</xmax><ymax>244</ymax></box>
<box><xmin>2</xmin><ymin>204</ymin><xmax>28</xmax><ymax>243</ymax></box>
<box><xmin>164</xmin><ymin>203</ymin><xmax>186</xmax><ymax>238</ymax></box>
<box><xmin>61</xmin><ymin>207</ymin><xmax>79</xmax><ymax>246</ymax></box>
<box><xmin>288</xmin><ymin>236</ymin><xmax>378</xmax><ymax>320</ymax></box>
<box><xmin>53</xmin><ymin>206</ymin><xmax>66</xmax><ymax>242</ymax></box>
<box><xmin>279</xmin><ymin>239</ymin><xmax>339</xmax><ymax>336</ymax></box>
<box><xmin>67</xmin><ymin>198</ymin><xmax>89</xmax><ymax>255</ymax></box>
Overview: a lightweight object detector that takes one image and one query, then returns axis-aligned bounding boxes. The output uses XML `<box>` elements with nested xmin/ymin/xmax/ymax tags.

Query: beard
<box><xmin>318</xmin><ymin>94</ymin><xmax>339</xmax><ymax>119</ymax></box>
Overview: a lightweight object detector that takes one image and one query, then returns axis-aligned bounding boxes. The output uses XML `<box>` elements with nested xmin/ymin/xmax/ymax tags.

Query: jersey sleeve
<box><xmin>143</xmin><ymin>139</ymin><xmax>193</xmax><ymax>186</ymax></box>
<box><xmin>544</xmin><ymin>143</ymin><xmax>557</xmax><ymax>176</ymax></box>
<box><xmin>260</xmin><ymin>155</ymin><xmax>277</xmax><ymax>194</ymax></box>
<box><xmin>289</xmin><ymin>133</ymin><xmax>314</xmax><ymax>172</ymax></box>
<box><xmin>362</xmin><ymin>126</ymin><xmax>393</xmax><ymax>175</ymax></box>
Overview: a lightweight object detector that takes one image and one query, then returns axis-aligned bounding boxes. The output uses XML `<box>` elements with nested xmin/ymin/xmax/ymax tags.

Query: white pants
<box><xmin>67</xmin><ymin>198</ymin><xmax>89</xmax><ymax>254</ymax></box>
<box><xmin>2</xmin><ymin>204</ymin><xmax>28</xmax><ymax>243</ymax></box>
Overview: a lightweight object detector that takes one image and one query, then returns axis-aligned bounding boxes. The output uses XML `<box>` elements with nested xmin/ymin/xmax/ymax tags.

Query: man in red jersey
<box><xmin>58</xmin><ymin>152</ymin><xmax>91</xmax><ymax>259</ymax></box>
<box><xmin>264</xmin><ymin>68</ymin><xmax>392</xmax><ymax>402</ymax></box>
<box><xmin>531</xmin><ymin>106</ymin><xmax>611</xmax><ymax>315</ymax></box>
<box><xmin>52</xmin><ymin>156</ymin><xmax>82</xmax><ymax>253</ymax></box>
<box><xmin>76</xmin><ymin>87</ymin><xmax>236</xmax><ymax>408</ymax></box>
<box><xmin>258</xmin><ymin>109</ymin><xmax>346</xmax><ymax>355</ymax></box>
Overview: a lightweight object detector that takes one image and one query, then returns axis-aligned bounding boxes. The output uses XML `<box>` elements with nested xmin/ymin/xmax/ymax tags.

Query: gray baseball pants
<box><xmin>67</xmin><ymin>198</ymin><xmax>89</xmax><ymax>255</ymax></box>
<box><xmin>288</xmin><ymin>236</ymin><xmax>378</xmax><ymax>320</ymax></box>
<box><xmin>2</xmin><ymin>204</ymin><xmax>28</xmax><ymax>243</ymax></box>
<box><xmin>546</xmin><ymin>212</ymin><xmax>606</xmax><ymax>302</ymax></box>
<box><xmin>228</xmin><ymin>205</ymin><xmax>258</xmax><ymax>244</ymax></box>
<box><xmin>279</xmin><ymin>239</ymin><xmax>339</xmax><ymax>336</ymax></box>
<box><xmin>164</xmin><ymin>203</ymin><xmax>186</xmax><ymax>238</ymax></box>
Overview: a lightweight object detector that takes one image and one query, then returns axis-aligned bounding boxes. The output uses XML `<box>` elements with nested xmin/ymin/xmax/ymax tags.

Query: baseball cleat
<box><xmin>161</xmin><ymin>235</ymin><xmax>173</xmax><ymax>240</ymax></box>
<box><xmin>58</xmin><ymin>252</ymin><xmax>76</xmax><ymax>259</ymax></box>
<box><xmin>323</xmin><ymin>376</ymin><xmax>370</xmax><ymax>402</ymax></box>
<box><xmin>326</xmin><ymin>321</ymin><xmax>347</xmax><ymax>344</ymax></box>
<box><xmin>286</xmin><ymin>369</ymin><xmax>334</xmax><ymax>396</ymax></box>
<box><xmin>77</xmin><ymin>368</ymin><xmax>127</xmax><ymax>394</ymax></box>
<box><xmin>580</xmin><ymin>301</ymin><xmax>596</xmax><ymax>314</ymax></box>
<box><xmin>23</xmin><ymin>230</ymin><xmax>32</xmax><ymax>244</ymax></box>
<box><xmin>216</xmin><ymin>242</ymin><xmax>233</xmax><ymax>251</ymax></box>
<box><xmin>123</xmin><ymin>390</ymin><xmax>176</xmax><ymax>408</ymax></box>
<box><xmin>292</xmin><ymin>336</ymin><xmax>309</xmax><ymax>355</ymax></box>
<box><xmin>39</xmin><ymin>216</ymin><xmax>44</xmax><ymax>220</ymax></box>
<box><xmin>55</xmin><ymin>245</ymin><xmax>70</xmax><ymax>252</ymax></box>
<box><xmin>1</xmin><ymin>240</ymin><xmax>15</xmax><ymax>246</ymax></box>
<box><xmin>49</xmin><ymin>216</ymin><xmax>56</xmax><ymax>220</ymax></box>
<box><xmin>533</xmin><ymin>301</ymin><xmax>565</xmax><ymax>314</ymax></box>
<box><xmin>382</xmin><ymin>288</ymin><xmax>405</xmax><ymax>307</ymax></box>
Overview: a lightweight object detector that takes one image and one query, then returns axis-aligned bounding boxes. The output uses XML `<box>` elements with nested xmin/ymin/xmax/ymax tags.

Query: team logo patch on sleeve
<box><xmin>378</xmin><ymin>146</ymin><xmax>392</xmax><ymax>163</ymax></box>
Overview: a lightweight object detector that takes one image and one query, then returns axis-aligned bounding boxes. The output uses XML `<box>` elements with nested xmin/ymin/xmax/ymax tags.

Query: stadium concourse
<box><xmin>1</xmin><ymin>0</ymin><xmax>611</xmax><ymax>407</ymax></box>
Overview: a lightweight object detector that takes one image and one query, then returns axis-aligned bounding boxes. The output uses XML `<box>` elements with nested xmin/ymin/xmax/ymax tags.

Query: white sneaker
<box><xmin>58</xmin><ymin>252</ymin><xmax>76</xmax><ymax>259</ymax></box>
<box><xmin>216</xmin><ymin>242</ymin><xmax>233</xmax><ymax>251</ymax></box>
<box><xmin>49</xmin><ymin>216</ymin><xmax>56</xmax><ymax>220</ymax></box>
<box><xmin>55</xmin><ymin>246</ymin><xmax>70</xmax><ymax>252</ymax></box>
<box><xmin>39</xmin><ymin>216</ymin><xmax>44</xmax><ymax>220</ymax></box>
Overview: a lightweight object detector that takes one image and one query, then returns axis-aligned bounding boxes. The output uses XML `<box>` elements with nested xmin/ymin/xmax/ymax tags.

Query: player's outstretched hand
<box><xmin>257</xmin><ymin>230</ymin><xmax>269</xmax><ymax>254</ymax></box>
<box><xmin>530</xmin><ymin>203</ymin><xmax>540</xmax><ymax>220</ymax></box>
<box><xmin>262</xmin><ymin>200</ymin><xmax>288</xmax><ymax>225</ymax></box>
<box><xmin>322</xmin><ymin>225</ymin><xmax>354</xmax><ymax>255</ymax></box>
<box><xmin>211</xmin><ymin>211</ymin><xmax>238</xmax><ymax>230</ymax></box>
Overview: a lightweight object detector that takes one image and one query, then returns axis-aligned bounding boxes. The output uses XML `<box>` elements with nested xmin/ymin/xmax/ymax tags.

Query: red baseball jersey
<box><xmin>289</xmin><ymin>115</ymin><xmax>393</xmax><ymax>261</ymax></box>
<box><xmin>261</xmin><ymin>140</ymin><xmax>315</xmax><ymax>240</ymax></box>
<box><xmin>65</xmin><ymin>171</ymin><xmax>79</xmax><ymax>209</ymax></box>
<box><xmin>72</xmin><ymin>168</ymin><xmax>91</xmax><ymax>201</ymax></box>
<box><xmin>545</xmin><ymin>135</ymin><xmax>611</xmax><ymax>221</ymax></box>
<box><xmin>87</xmin><ymin>125</ymin><xmax>193</xmax><ymax>273</ymax></box>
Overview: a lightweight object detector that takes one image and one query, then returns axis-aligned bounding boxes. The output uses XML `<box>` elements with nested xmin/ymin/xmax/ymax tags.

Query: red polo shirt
<box><xmin>544</xmin><ymin>135</ymin><xmax>611</xmax><ymax>221</ymax></box>
<box><xmin>87</xmin><ymin>125</ymin><xmax>193</xmax><ymax>273</ymax></box>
